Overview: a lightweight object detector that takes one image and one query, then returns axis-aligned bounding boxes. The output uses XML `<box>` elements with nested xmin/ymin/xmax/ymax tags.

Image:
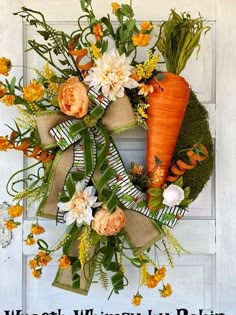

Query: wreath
<box><xmin>0</xmin><ymin>1</ymin><xmax>213</xmax><ymax>306</ymax></box>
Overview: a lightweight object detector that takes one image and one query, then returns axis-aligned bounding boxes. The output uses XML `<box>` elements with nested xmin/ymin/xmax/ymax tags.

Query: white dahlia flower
<box><xmin>84</xmin><ymin>48</ymin><xmax>139</xmax><ymax>101</ymax></box>
<box><xmin>58</xmin><ymin>181</ymin><xmax>102</xmax><ymax>226</ymax></box>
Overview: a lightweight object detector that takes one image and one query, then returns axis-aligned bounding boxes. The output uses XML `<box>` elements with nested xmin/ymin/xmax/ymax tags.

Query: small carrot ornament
<box><xmin>146</xmin><ymin>11</ymin><xmax>209</xmax><ymax>191</ymax></box>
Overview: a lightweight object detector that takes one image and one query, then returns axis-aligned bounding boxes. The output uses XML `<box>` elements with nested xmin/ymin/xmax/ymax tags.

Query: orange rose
<box><xmin>58</xmin><ymin>76</ymin><xmax>90</xmax><ymax>118</ymax></box>
<box><xmin>92</xmin><ymin>206</ymin><xmax>126</xmax><ymax>236</ymax></box>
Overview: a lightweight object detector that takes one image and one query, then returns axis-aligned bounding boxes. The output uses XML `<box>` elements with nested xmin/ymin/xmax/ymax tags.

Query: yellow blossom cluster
<box><xmin>131</xmin><ymin>164</ymin><xmax>143</xmax><ymax>175</ymax></box>
<box><xmin>58</xmin><ymin>255</ymin><xmax>71</xmax><ymax>269</ymax></box>
<box><xmin>131</xmin><ymin>293</ymin><xmax>143</xmax><ymax>306</ymax></box>
<box><xmin>23</xmin><ymin>79</ymin><xmax>44</xmax><ymax>103</ymax></box>
<box><xmin>132</xmin><ymin>21</ymin><xmax>153</xmax><ymax>47</ymax></box>
<box><xmin>93</xmin><ymin>23</ymin><xmax>103</xmax><ymax>41</ymax></box>
<box><xmin>132</xmin><ymin>33</ymin><xmax>151</xmax><ymax>47</ymax></box>
<box><xmin>8</xmin><ymin>205</ymin><xmax>23</xmax><ymax>218</ymax></box>
<box><xmin>136</xmin><ymin>53</ymin><xmax>160</xmax><ymax>80</ymax></box>
<box><xmin>25</xmin><ymin>236</ymin><xmax>36</xmax><ymax>246</ymax></box>
<box><xmin>4</xmin><ymin>220</ymin><xmax>18</xmax><ymax>231</ymax></box>
<box><xmin>89</xmin><ymin>43</ymin><xmax>102</xmax><ymax>60</ymax></box>
<box><xmin>0</xmin><ymin>136</ymin><xmax>13</xmax><ymax>151</ymax></box>
<box><xmin>0</xmin><ymin>57</ymin><xmax>12</xmax><ymax>76</ymax></box>
<box><xmin>31</xmin><ymin>223</ymin><xmax>45</xmax><ymax>235</ymax></box>
<box><xmin>152</xmin><ymin>165</ymin><xmax>165</xmax><ymax>184</ymax></box>
<box><xmin>41</xmin><ymin>63</ymin><xmax>59</xmax><ymax>93</ymax></box>
<box><xmin>1</xmin><ymin>94</ymin><xmax>15</xmax><ymax>106</ymax></box>
<box><xmin>29</xmin><ymin>251</ymin><xmax>52</xmax><ymax>279</ymax></box>
<box><xmin>140</xmin><ymin>21</ymin><xmax>153</xmax><ymax>32</ymax></box>
<box><xmin>138</xmin><ymin>83</ymin><xmax>154</xmax><ymax>97</ymax></box>
<box><xmin>160</xmin><ymin>283</ymin><xmax>172</xmax><ymax>298</ymax></box>
<box><xmin>111</xmin><ymin>2</ymin><xmax>120</xmax><ymax>13</ymax></box>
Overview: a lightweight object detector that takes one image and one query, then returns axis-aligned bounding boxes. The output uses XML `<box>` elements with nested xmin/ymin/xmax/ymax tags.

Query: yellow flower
<box><xmin>152</xmin><ymin>166</ymin><xmax>165</xmax><ymax>184</ymax></box>
<box><xmin>25</xmin><ymin>236</ymin><xmax>36</xmax><ymax>246</ymax></box>
<box><xmin>160</xmin><ymin>283</ymin><xmax>172</xmax><ymax>298</ymax></box>
<box><xmin>112</xmin><ymin>2</ymin><xmax>120</xmax><ymax>13</ymax></box>
<box><xmin>8</xmin><ymin>205</ymin><xmax>23</xmax><ymax>218</ymax></box>
<box><xmin>0</xmin><ymin>83</ymin><xmax>7</xmax><ymax>97</ymax></box>
<box><xmin>132</xmin><ymin>33</ymin><xmax>151</xmax><ymax>47</ymax></box>
<box><xmin>93</xmin><ymin>23</ymin><xmax>103</xmax><ymax>41</ymax></box>
<box><xmin>154</xmin><ymin>266</ymin><xmax>166</xmax><ymax>283</ymax></box>
<box><xmin>146</xmin><ymin>275</ymin><xmax>157</xmax><ymax>288</ymax></box>
<box><xmin>42</xmin><ymin>63</ymin><xmax>54</xmax><ymax>80</ymax></box>
<box><xmin>0</xmin><ymin>57</ymin><xmax>12</xmax><ymax>76</ymax></box>
<box><xmin>89</xmin><ymin>43</ymin><xmax>102</xmax><ymax>60</ymax></box>
<box><xmin>0</xmin><ymin>136</ymin><xmax>13</xmax><ymax>151</ymax></box>
<box><xmin>132</xmin><ymin>293</ymin><xmax>142</xmax><ymax>306</ymax></box>
<box><xmin>132</xmin><ymin>164</ymin><xmax>143</xmax><ymax>175</ymax></box>
<box><xmin>138</xmin><ymin>84</ymin><xmax>154</xmax><ymax>97</ymax></box>
<box><xmin>31</xmin><ymin>224</ymin><xmax>45</xmax><ymax>235</ymax></box>
<box><xmin>37</xmin><ymin>252</ymin><xmax>52</xmax><ymax>266</ymax></box>
<box><xmin>4</xmin><ymin>220</ymin><xmax>18</xmax><ymax>231</ymax></box>
<box><xmin>23</xmin><ymin>79</ymin><xmax>44</xmax><ymax>103</ymax></box>
<box><xmin>136</xmin><ymin>53</ymin><xmax>160</xmax><ymax>80</ymax></box>
<box><xmin>1</xmin><ymin>95</ymin><xmax>15</xmax><ymax>106</ymax></box>
<box><xmin>58</xmin><ymin>255</ymin><xmax>71</xmax><ymax>269</ymax></box>
<box><xmin>32</xmin><ymin>269</ymin><xmax>41</xmax><ymax>279</ymax></box>
<box><xmin>131</xmin><ymin>70</ymin><xmax>141</xmax><ymax>82</ymax></box>
<box><xmin>137</xmin><ymin>106</ymin><xmax>147</xmax><ymax>119</ymax></box>
<box><xmin>140</xmin><ymin>21</ymin><xmax>153</xmax><ymax>31</ymax></box>
<box><xmin>29</xmin><ymin>259</ymin><xmax>38</xmax><ymax>269</ymax></box>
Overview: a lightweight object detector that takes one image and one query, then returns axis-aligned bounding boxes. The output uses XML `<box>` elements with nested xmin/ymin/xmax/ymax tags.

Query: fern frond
<box><xmin>94</xmin><ymin>252</ymin><xmax>109</xmax><ymax>290</ymax></box>
<box><xmin>162</xmin><ymin>239</ymin><xmax>174</xmax><ymax>268</ymax></box>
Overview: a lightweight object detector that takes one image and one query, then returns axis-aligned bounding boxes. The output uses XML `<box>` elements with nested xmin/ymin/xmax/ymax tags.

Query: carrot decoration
<box><xmin>166</xmin><ymin>144</ymin><xmax>208</xmax><ymax>183</ymax></box>
<box><xmin>10</xmin><ymin>134</ymin><xmax>54</xmax><ymax>163</ymax></box>
<box><xmin>146</xmin><ymin>73</ymin><xmax>190</xmax><ymax>188</ymax></box>
<box><xmin>146</xmin><ymin>11</ymin><xmax>209</xmax><ymax>194</ymax></box>
<box><xmin>68</xmin><ymin>38</ymin><xmax>93</xmax><ymax>71</ymax></box>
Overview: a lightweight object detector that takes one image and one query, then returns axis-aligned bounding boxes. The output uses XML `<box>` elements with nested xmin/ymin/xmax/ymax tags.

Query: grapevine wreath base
<box><xmin>0</xmin><ymin>2</ymin><xmax>214</xmax><ymax>304</ymax></box>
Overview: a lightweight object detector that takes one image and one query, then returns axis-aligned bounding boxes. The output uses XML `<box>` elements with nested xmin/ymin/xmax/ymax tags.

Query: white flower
<box><xmin>58</xmin><ymin>181</ymin><xmax>102</xmax><ymax>226</ymax></box>
<box><xmin>84</xmin><ymin>48</ymin><xmax>139</xmax><ymax>101</ymax></box>
<box><xmin>162</xmin><ymin>184</ymin><xmax>185</xmax><ymax>207</ymax></box>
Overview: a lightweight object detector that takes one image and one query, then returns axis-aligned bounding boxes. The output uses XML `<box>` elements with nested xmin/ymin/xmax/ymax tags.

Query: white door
<box><xmin>0</xmin><ymin>0</ymin><xmax>235</xmax><ymax>314</ymax></box>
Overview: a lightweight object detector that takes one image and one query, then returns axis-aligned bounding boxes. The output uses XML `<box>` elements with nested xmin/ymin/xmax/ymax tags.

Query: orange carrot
<box><xmin>166</xmin><ymin>144</ymin><xmax>208</xmax><ymax>183</ymax></box>
<box><xmin>146</xmin><ymin>72</ymin><xmax>190</xmax><ymax>188</ymax></box>
<box><xmin>68</xmin><ymin>39</ymin><xmax>93</xmax><ymax>71</ymax></box>
<box><xmin>11</xmin><ymin>134</ymin><xmax>54</xmax><ymax>163</ymax></box>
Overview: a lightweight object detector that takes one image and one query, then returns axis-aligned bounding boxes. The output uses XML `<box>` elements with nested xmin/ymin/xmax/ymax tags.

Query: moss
<box><xmin>174</xmin><ymin>90</ymin><xmax>214</xmax><ymax>201</ymax></box>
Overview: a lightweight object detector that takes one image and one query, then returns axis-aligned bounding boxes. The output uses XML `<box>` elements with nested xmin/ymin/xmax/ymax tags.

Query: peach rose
<box><xmin>58</xmin><ymin>76</ymin><xmax>90</xmax><ymax>118</ymax></box>
<box><xmin>92</xmin><ymin>206</ymin><xmax>126</xmax><ymax>236</ymax></box>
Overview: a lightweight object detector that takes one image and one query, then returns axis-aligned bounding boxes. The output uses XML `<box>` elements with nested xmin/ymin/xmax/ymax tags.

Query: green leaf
<box><xmin>72</xmin><ymin>273</ymin><xmax>80</xmax><ymax>289</ymax></box>
<box><xmin>137</xmin><ymin>200</ymin><xmax>147</xmax><ymax>208</ymax></box>
<box><xmin>102</xmin><ymin>249</ymin><xmax>114</xmax><ymax>270</ymax></box>
<box><xmin>107</xmin><ymin>262</ymin><xmax>120</xmax><ymax>272</ymax></box>
<box><xmin>9</xmin><ymin>77</ymin><xmax>16</xmax><ymax>93</ymax></box>
<box><xmin>179</xmin><ymin>199</ymin><xmax>192</xmax><ymax>207</ymax></box>
<box><xmin>148</xmin><ymin>196</ymin><xmax>163</xmax><ymax>207</ymax></box>
<box><xmin>120</xmin><ymin>194</ymin><xmax>135</xmax><ymax>202</ymax></box>
<box><xmin>147</xmin><ymin>187</ymin><xmax>163</xmax><ymax>197</ymax></box>
<box><xmin>37</xmin><ymin>31</ymin><xmax>49</xmax><ymax>40</ymax></box>
<box><xmin>155</xmin><ymin>155</ymin><xmax>162</xmax><ymax>166</ymax></box>
<box><xmin>161</xmin><ymin>213</ymin><xmax>176</xmax><ymax>221</ymax></box>
<box><xmin>111</xmin><ymin>272</ymin><xmax>124</xmax><ymax>291</ymax></box>
<box><xmin>184</xmin><ymin>187</ymin><xmax>191</xmax><ymax>199</ymax></box>
<box><xmin>175</xmin><ymin>176</ymin><xmax>183</xmax><ymax>187</ymax></box>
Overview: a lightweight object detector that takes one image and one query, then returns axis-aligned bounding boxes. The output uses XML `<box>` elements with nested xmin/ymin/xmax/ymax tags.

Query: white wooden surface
<box><xmin>0</xmin><ymin>0</ymin><xmax>235</xmax><ymax>314</ymax></box>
